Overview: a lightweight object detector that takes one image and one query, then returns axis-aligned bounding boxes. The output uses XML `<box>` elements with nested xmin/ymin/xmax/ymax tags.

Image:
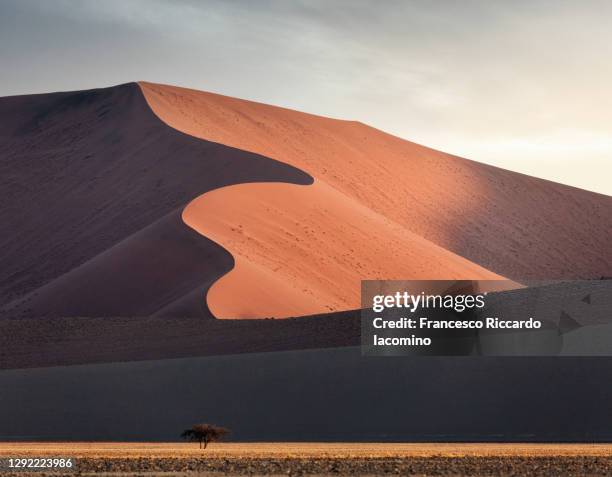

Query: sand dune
<box><xmin>1</xmin><ymin>81</ymin><xmax>610</xmax><ymax>322</ymax></box>
<box><xmin>2</xmin><ymin>210</ymin><xmax>230</xmax><ymax>318</ymax></box>
<box><xmin>140</xmin><ymin>82</ymin><xmax>612</xmax><ymax>283</ymax></box>
<box><xmin>0</xmin><ymin>83</ymin><xmax>310</xmax><ymax>318</ymax></box>
<box><xmin>140</xmin><ymin>81</ymin><xmax>611</xmax><ymax>318</ymax></box>
<box><xmin>184</xmin><ymin>181</ymin><xmax>503</xmax><ymax>318</ymax></box>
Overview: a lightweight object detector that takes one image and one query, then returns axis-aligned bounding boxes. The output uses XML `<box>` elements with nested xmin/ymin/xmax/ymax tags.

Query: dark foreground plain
<box><xmin>0</xmin><ymin>443</ymin><xmax>610</xmax><ymax>476</ymax></box>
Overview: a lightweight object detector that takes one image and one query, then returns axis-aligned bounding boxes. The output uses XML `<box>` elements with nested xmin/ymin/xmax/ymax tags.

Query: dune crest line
<box><xmin>183</xmin><ymin>180</ymin><xmax>505</xmax><ymax>319</ymax></box>
<box><xmin>140</xmin><ymin>81</ymin><xmax>611</xmax><ymax>318</ymax></box>
<box><xmin>0</xmin><ymin>83</ymin><xmax>311</xmax><ymax>319</ymax></box>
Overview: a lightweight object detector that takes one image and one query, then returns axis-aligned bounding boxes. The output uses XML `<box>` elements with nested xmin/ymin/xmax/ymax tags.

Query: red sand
<box><xmin>140</xmin><ymin>82</ymin><xmax>611</xmax><ymax>319</ymax></box>
<box><xmin>185</xmin><ymin>181</ymin><xmax>503</xmax><ymax>318</ymax></box>
<box><xmin>1</xmin><ymin>82</ymin><xmax>609</xmax><ymax>322</ymax></box>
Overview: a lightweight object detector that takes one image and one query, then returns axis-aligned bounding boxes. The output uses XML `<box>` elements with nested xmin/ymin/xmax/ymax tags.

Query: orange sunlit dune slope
<box><xmin>140</xmin><ymin>82</ymin><xmax>610</xmax><ymax>318</ymax></box>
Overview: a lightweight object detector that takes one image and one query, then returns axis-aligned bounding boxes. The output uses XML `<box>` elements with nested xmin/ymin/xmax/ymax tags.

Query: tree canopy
<box><xmin>181</xmin><ymin>423</ymin><xmax>230</xmax><ymax>449</ymax></box>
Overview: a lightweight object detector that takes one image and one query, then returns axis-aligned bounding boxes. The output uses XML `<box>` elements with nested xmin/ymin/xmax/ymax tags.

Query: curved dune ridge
<box><xmin>140</xmin><ymin>82</ymin><xmax>609</xmax><ymax>319</ymax></box>
<box><xmin>184</xmin><ymin>181</ymin><xmax>504</xmax><ymax>318</ymax></box>
<box><xmin>1</xmin><ymin>82</ymin><xmax>610</xmax><ymax>322</ymax></box>
<box><xmin>0</xmin><ymin>83</ymin><xmax>312</xmax><ymax>319</ymax></box>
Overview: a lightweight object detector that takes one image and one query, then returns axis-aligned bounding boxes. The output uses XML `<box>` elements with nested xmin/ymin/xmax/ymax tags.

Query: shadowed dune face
<box><xmin>140</xmin><ymin>81</ymin><xmax>611</xmax><ymax>318</ymax></box>
<box><xmin>0</xmin><ymin>83</ymin><xmax>311</xmax><ymax>318</ymax></box>
<box><xmin>2</xmin><ymin>210</ymin><xmax>229</xmax><ymax>319</ymax></box>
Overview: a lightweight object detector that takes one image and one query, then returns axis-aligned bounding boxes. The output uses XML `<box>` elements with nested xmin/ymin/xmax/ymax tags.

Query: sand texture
<box><xmin>1</xmin><ymin>81</ymin><xmax>610</xmax><ymax>322</ymax></box>
<box><xmin>0</xmin><ymin>83</ymin><xmax>310</xmax><ymax>319</ymax></box>
<box><xmin>141</xmin><ymin>82</ymin><xmax>612</xmax><ymax>318</ymax></box>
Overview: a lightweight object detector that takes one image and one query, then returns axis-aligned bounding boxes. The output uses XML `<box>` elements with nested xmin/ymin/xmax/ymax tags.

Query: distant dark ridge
<box><xmin>0</xmin><ymin>83</ymin><xmax>311</xmax><ymax>317</ymax></box>
<box><xmin>0</xmin><ymin>309</ymin><xmax>360</xmax><ymax>370</ymax></box>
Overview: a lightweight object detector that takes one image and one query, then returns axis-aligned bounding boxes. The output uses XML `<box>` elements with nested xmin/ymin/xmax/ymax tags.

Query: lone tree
<box><xmin>181</xmin><ymin>423</ymin><xmax>230</xmax><ymax>449</ymax></box>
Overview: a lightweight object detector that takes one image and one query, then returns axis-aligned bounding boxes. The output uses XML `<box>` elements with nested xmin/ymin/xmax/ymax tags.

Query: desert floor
<box><xmin>0</xmin><ymin>442</ymin><xmax>611</xmax><ymax>476</ymax></box>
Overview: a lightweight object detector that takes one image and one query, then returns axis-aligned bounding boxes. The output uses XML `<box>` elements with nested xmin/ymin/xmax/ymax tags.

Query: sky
<box><xmin>1</xmin><ymin>0</ymin><xmax>611</xmax><ymax>195</ymax></box>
